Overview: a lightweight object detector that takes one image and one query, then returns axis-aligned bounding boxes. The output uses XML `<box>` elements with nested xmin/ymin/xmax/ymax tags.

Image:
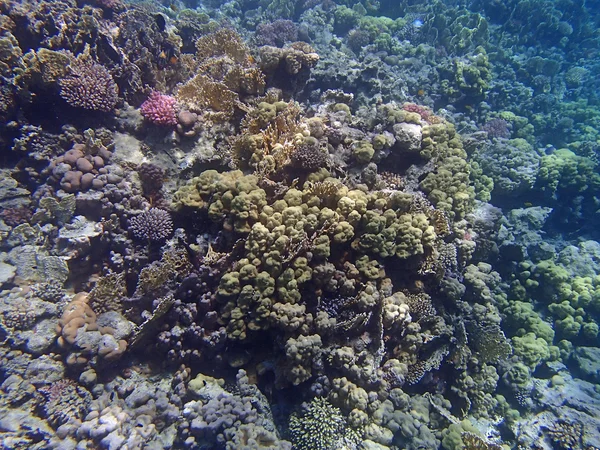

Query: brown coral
<box><xmin>89</xmin><ymin>272</ymin><xmax>127</xmax><ymax>314</ymax></box>
<box><xmin>195</xmin><ymin>28</ymin><xmax>249</xmax><ymax>64</ymax></box>
<box><xmin>545</xmin><ymin>420</ymin><xmax>584</xmax><ymax>449</ymax></box>
<box><xmin>258</xmin><ymin>42</ymin><xmax>319</xmax><ymax>75</ymax></box>
<box><xmin>231</xmin><ymin>101</ymin><xmax>303</xmax><ymax>175</ymax></box>
<box><xmin>56</xmin><ymin>292</ymin><xmax>128</xmax><ymax>364</ymax></box>
<box><xmin>56</xmin><ymin>292</ymin><xmax>98</xmax><ymax>347</ymax></box>
<box><xmin>176</xmin><ymin>28</ymin><xmax>265</xmax><ymax>120</ymax></box>
<box><xmin>461</xmin><ymin>432</ymin><xmax>503</xmax><ymax>450</ymax></box>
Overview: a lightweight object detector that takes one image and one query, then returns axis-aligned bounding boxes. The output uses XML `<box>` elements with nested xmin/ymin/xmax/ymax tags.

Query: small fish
<box><xmin>524</xmin><ymin>202</ymin><xmax>533</xmax><ymax>207</ymax></box>
<box><xmin>412</xmin><ymin>19</ymin><xmax>424</xmax><ymax>29</ymax></box>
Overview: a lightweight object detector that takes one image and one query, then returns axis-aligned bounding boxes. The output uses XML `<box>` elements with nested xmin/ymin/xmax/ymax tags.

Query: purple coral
<box><xmin>403</xmin><ymin>103</ymin><xmax>433</xmax><ymax>122</ymax></box>
<box><xmin>140</xmin><ymin>92</ymin><xmax>178</xmax><ymax>126</ymax></box>
<box><xmin>129</xmin><ymin>208</ymin><xmax>173</xmax><ymax>241</ymax></box>
<box><xmin>59</xmin><ymin>59</ymin><xmax>119</xmax><ymax>112</ymax></box>
<box><xmin>289</xmin><ymin>141</ymin><xmax>329</xmax><ymax>171</ymax></box>
<box><xmin>93</xmin><ymin>0</ymin><xmax>122</xmax><ymax>8</ymax></box>
<box><xmin>254</xmin><ymin>20</ymin><xmax>299</xmax><ymax>47</ymax></box>
<box><xmin>482</xmin><ymin>118</ymin><xmax>512</xmax><ymax>139</ymax></box>
<box><xmin>137</xmin><ymin>162</ymin><xmax>165</xmax><ymax>195</ymax></box>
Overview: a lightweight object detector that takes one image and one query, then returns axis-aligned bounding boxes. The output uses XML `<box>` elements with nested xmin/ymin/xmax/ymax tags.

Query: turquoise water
<box><xmin>0</xmin><ymin>0</ymin><xmax>599</xmax><ymax>448</ymax></box>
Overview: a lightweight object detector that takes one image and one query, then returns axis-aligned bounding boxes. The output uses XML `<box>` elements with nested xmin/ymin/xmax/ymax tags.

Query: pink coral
<box><xmin>403</xmin><ymin>103</ymin><xmax>433</xmax><ymax>122</ymax></box>
<box><xmin>140</xmin><ymin>91</ymin><xmax>178</xmax><ymax>126</ymax></box>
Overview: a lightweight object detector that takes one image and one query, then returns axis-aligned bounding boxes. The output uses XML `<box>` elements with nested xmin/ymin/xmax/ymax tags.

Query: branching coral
<box><xmin>129</xmin><ymin>208</ymin><xmax>173</xmax><ymax>242</ymax></box>
<box><xmin>289</xmin><ymin>397</ymin><xmax>359</xmax><ymax>450</ymax></box>
<box><xmin>59</xmin><ymin>56</ymin><xmax>118</xmax><ymax>111</ymax></box>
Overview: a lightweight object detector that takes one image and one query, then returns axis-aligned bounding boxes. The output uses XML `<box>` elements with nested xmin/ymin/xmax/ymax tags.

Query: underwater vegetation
<box><xmin>0</xmin><ymin>0</ymin><xmax>600</xmax><ymax>449</ymax></box>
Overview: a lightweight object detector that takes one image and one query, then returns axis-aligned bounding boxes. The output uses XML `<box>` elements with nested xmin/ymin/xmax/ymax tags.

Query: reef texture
<box><xmin>1</xmin><ymin>0</ymin><xmax>600</xmax><ymax>449</ymax></box>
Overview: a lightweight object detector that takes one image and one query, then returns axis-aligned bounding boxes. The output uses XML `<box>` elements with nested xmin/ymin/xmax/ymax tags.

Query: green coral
<box><xmin>537</xmin><ymin>149</ymin><xmax>600</xmax><ymax>195</ymax></box>
<box><xmin>173</xmin><ymin>170</ymin><xmax>267</xmax><ymax>233</ymax></box>
<box><xmin>417</xmin><ymin>122</ymin><xmax>475</xmax><ymax>219</ymax></box>
<box><xmin>352</xmin><ymin>140</ymin><xmax>375</xmax><ymax>164</ymax></box>
<box><xmin>440</xmin><ymin>419</ymin><xmax>483</xmax><ymax>450</ymax></box>
<box><xmin>502</xmin><ymin>300</ymin><xmax>555</xmax><ymax>344</ymax></box>
<box><xmin>289</xmin><ymin>397</ymin><xmax>359</xmax><ymax>450</ymax></box>
<box><xmin>511</xmin><ymin>332</ymin><xmax>553</xmax><ymax>370</ymax></box>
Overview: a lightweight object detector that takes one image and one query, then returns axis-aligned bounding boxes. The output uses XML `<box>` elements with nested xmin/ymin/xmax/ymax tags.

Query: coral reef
<box><xmin>1</xmin><ymin>0</ymin><xmax>600</xmax><ymax>449</ymax></box>
<box><xmin>128</xmin><ymin>208</ymin><xmax>173</xmax><ymax>242</ymax></box>
<box><xmin>139</xmin><ymin>92</ymin><xmax>178</xmax><ymax>127</ymax></box>
<box><xmin>59</xmin><ymin>55</ymin><xmax>119</xmax><ymax>112</ymax></box>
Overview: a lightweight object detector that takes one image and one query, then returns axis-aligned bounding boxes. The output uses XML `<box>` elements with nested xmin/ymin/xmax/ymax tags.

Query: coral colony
<box><xmin>0</xmin><ymin>0</ymin><xmax>599</xmax><ymax>449</ymax></box>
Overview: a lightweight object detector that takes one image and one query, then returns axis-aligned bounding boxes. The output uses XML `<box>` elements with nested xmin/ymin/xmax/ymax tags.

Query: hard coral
<box><xmin>38</xmin><ymin>379</ymin><xmax>92</xmax><ymax>427</ymax></box>
<box><xmin>92</xmin><ymin>0</ymin><xmax>122</xmax><ymax>9</ymax></box>
<box><xmin>289</xmin><ymin>140</ymin><xmax>330</xmax><ymax>171</ymax></box>
<box><xmin>481</xmin><ymin>118</ymin><xmax>511</xmax><ymax>139</ymax></box>
<box><xmin>254</xmin><ymin>19</ymin><xmax>299</xmax><ymax>47</ymax></box>
<box><xmin>137</xmin><ymin>162</ymin><xmax>166</xmax><ymax>195</ymax></box>
<box><xmin>129</xmin><ymin>208</ymin><xmax>173</xmax><ymax>242</ymax></box>
<box><xmin>59</xmin><ymin>57</ymin><xmax>118</xmax><ymax>111</ymax></box>
<box><xmin>0</xmin><ymin>205</ymin><xmax>32</xmax><ymax>226</ymax></box>
<box><xmin>403</xmin><ymin>103</ymin><xmax>433</xmax><ymax>123</ymax></box>
<box><xmin>289</xmin><ymin>397</ymin><xmax>350</xmax><ymax>450</ymax></box>
<box><xmin>56</xmin><ymin>292</ymin><xmax>98</xmax><ymax>347</ymax></box>
<box><xmin>140</xmin><ymin>91</ymin><xmax>178</xmax><ymax>126</ymax></box>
